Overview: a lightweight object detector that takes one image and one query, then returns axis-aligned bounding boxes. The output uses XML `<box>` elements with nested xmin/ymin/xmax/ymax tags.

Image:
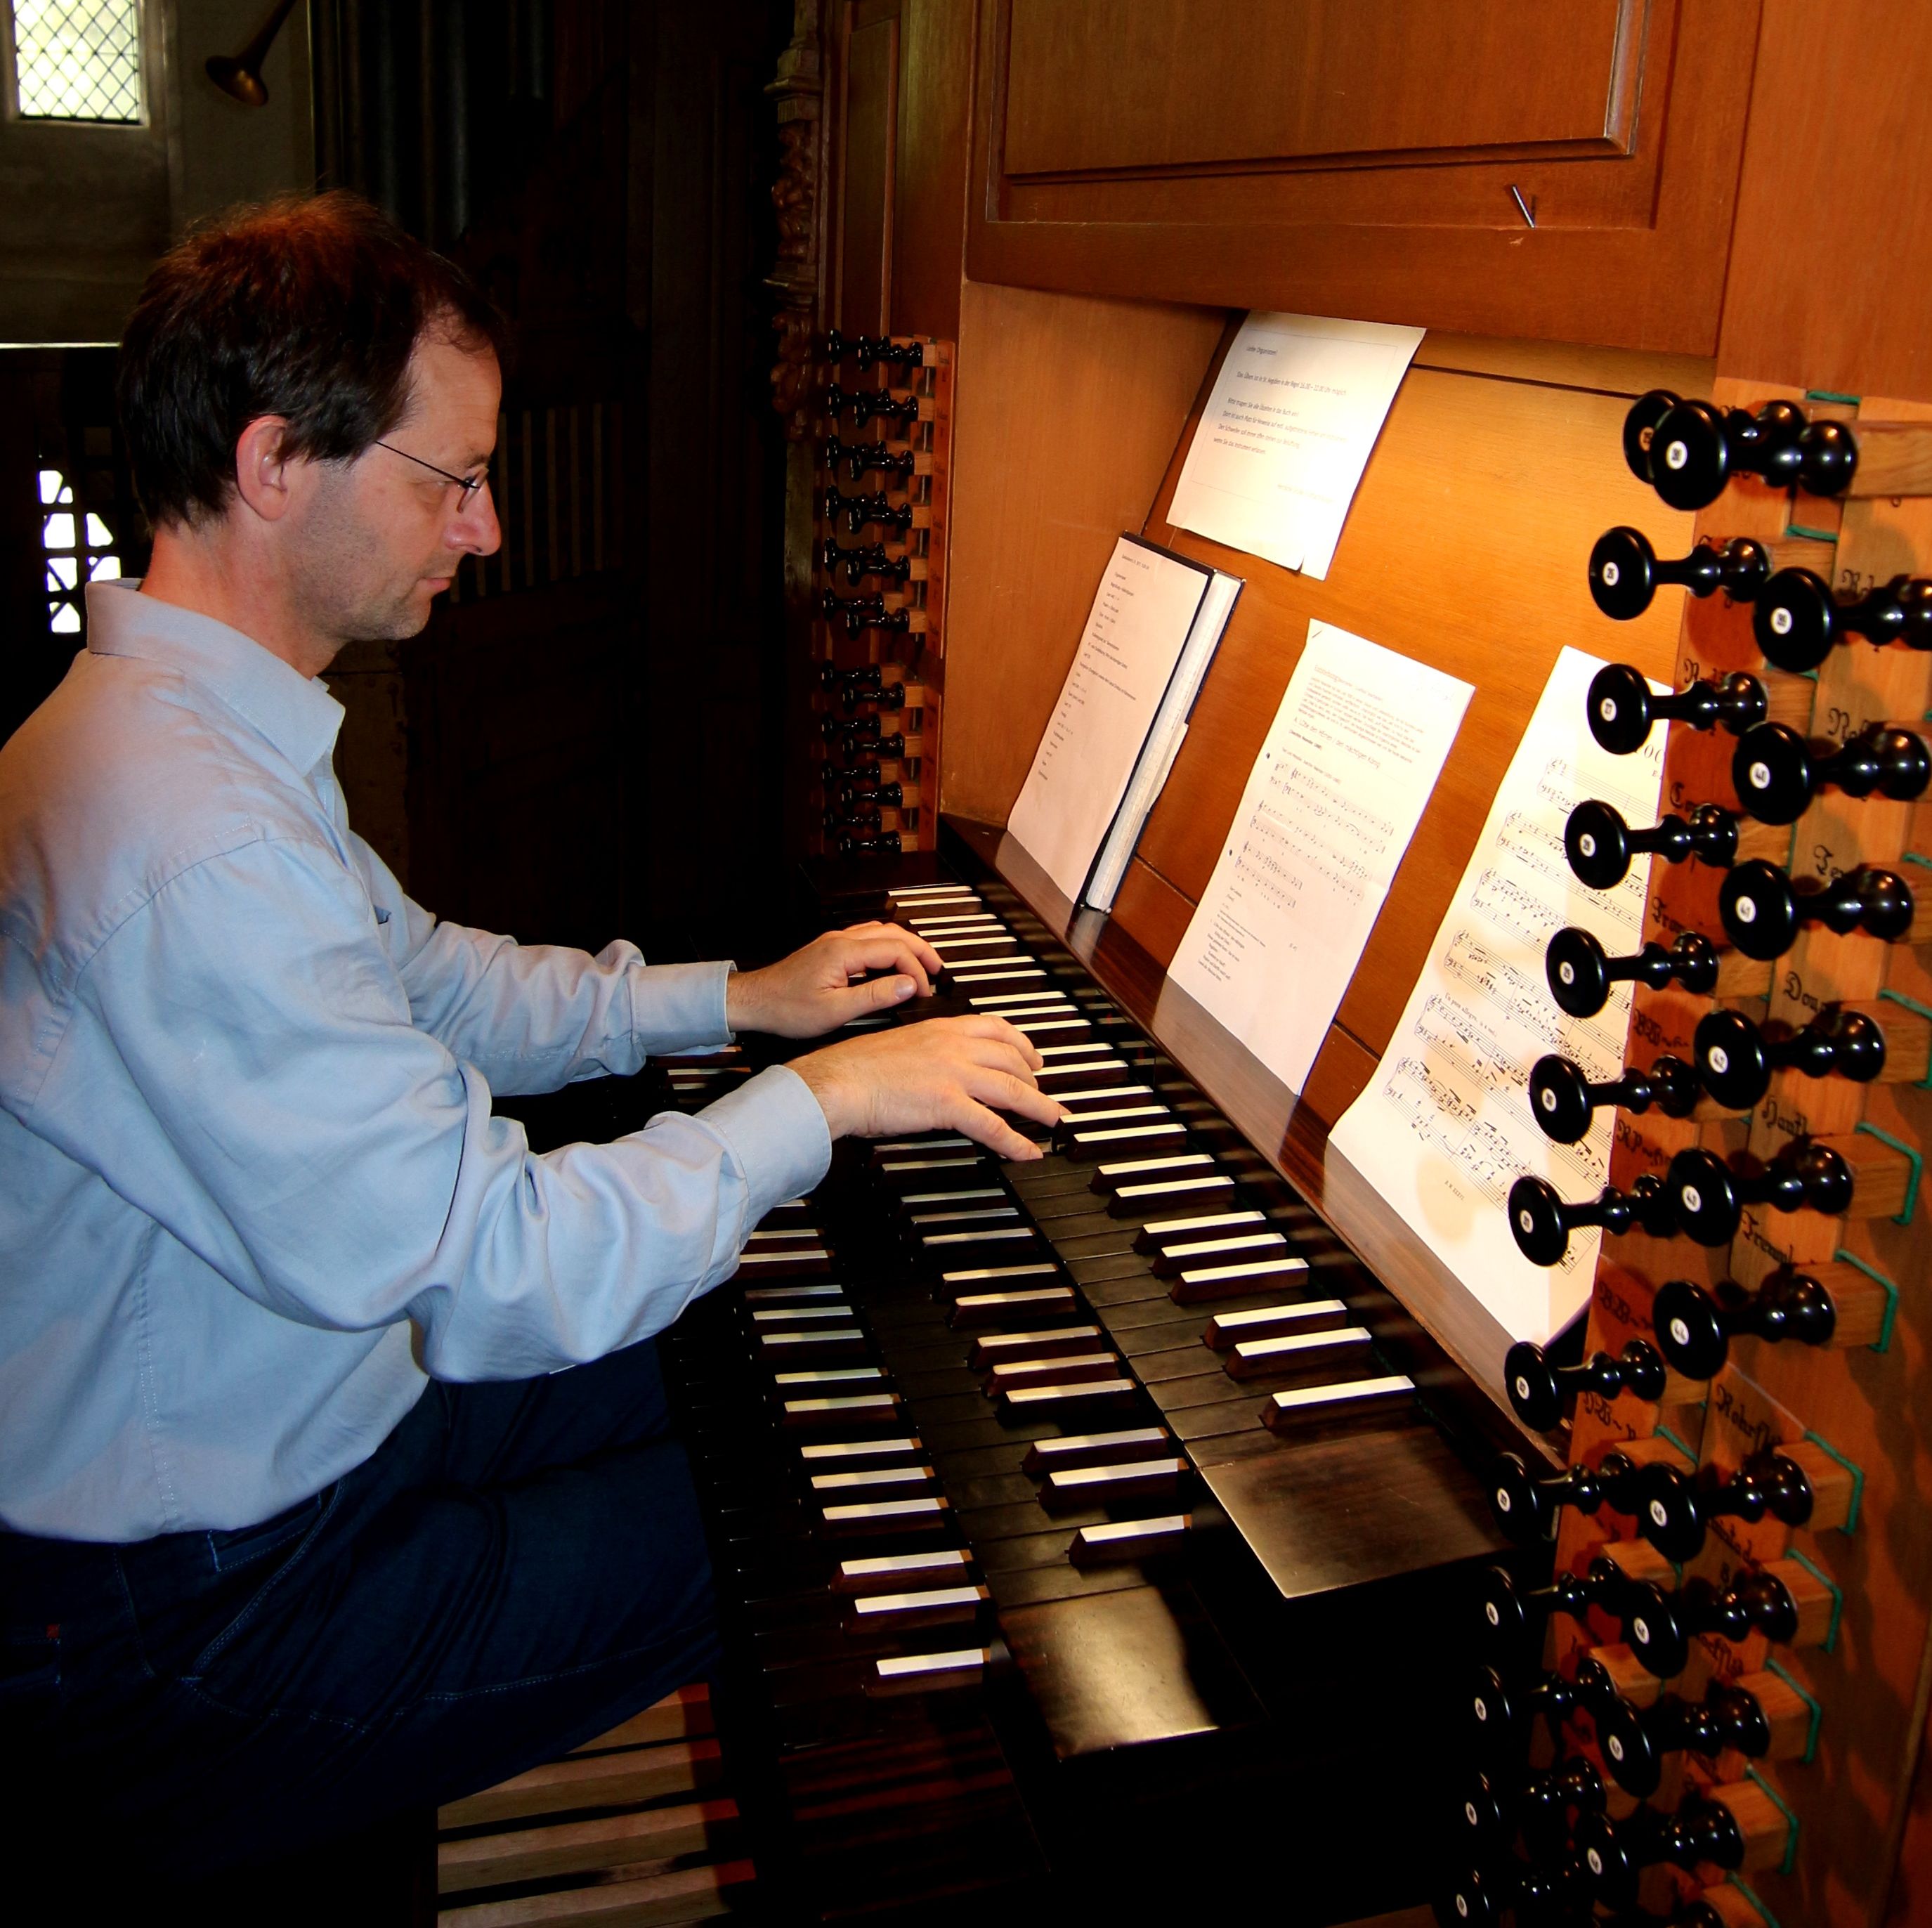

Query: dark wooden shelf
<box><xmin>941</xmin><ymin>813</ymin><xmax>1557</xmax><ymax>1468</ymax></box>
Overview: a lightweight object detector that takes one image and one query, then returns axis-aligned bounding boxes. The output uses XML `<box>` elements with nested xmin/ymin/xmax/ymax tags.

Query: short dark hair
<box><xmin>116</xmin><ymin>192</ymin><xmax>509</xmax><ymax>530</ymax></box>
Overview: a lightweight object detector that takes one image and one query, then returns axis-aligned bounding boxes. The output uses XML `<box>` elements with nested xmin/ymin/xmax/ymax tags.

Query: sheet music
<box><xmin>1007</xmin><ymin>536</ymin><xmax>1213</xmax><ymax>905</ymax></box>
<box><xmin>1169</xmin><ymin>622</ymin><xmax>1472</xmax><ymax>1093</ymax></box>
<box><xmin>1328</xmin><ymin>646</ymin><xmax>1666</xmax><ymax>1344</ymax></box>
<box><xmin>1168</xmin><ymin>311</ymin><xmax>1424</xmax><ymax>580</ymax></box>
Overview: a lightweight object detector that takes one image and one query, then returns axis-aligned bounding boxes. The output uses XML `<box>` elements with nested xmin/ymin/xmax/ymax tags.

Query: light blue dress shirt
<box><xmin>0</xmin><ymin>580</ymin><xmax>832</xmax><ymax>1542</ymax></box>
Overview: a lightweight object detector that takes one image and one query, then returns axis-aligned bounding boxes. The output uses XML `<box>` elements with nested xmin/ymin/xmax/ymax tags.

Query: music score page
<box><xmin>1007</xmin><ymin>535</ymin><xmax>1212</xmax><ymax>905</ymax></box>
<box><xmin>1169</xmin><ymin>622</ymin><xmax>1472</xmax><ymax>1094</ymax></box>
<box><xmin>1327</xmin><ymin>646</ymin><xmax>1666</xmax><ymax>1343</ymax></box>
<box><xmin>1168</xmin><ymin>311</ymin><xmax>1424</xmax><ymax>580</ymax></box>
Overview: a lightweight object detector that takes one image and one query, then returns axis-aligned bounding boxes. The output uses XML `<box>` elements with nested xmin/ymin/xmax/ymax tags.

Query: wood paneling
<box><xmin>1003</xmin><ymin>0</ymin><xmax>1635</xmax><ymax>176</ymax></box>
<box><xmin>889</xmin><ymin>0</ymin><xmax>976</xmax><ymax>341</ymax></box>
<box><xmin>1718</xmin><ymin>0</ymin><xmax>1932</xmax><ymax>401</ymax></box>
<box><xmin>967</xmin><ymin>0</ymin><xmax>1759</xmax><ymax>356</ymax></box>
<box><xmin>938</xmin><ymin>280</ymin><xmax>1225</xmax><ymax>823</ymax></box>
<box><xmin>835</xmin><ymin>4</ymin><xmax>899</xmax><ymax>337</ymax></box>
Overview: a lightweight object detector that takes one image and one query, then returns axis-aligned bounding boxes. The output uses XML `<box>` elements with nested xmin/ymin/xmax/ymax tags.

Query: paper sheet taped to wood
<box><xmin>1168</xmin><ymin>620</ymin><xmax>1471</xmax><ymax>1094</ymax></box>
<box><xmin>1168</xmin><ymin>311</ymin><xmax>1424</xmax><ymax>580</ymax></box>
<box><xmin>1327</xmin><ymin>646</ymin><xmax>1665</xmax><ymax>1343</ymax></box>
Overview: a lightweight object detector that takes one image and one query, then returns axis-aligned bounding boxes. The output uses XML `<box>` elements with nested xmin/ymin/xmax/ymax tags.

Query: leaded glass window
<box><xmin>10</xmin><ymin>1</ymin><xmax>143</xmax><ymax>124</ymax></box>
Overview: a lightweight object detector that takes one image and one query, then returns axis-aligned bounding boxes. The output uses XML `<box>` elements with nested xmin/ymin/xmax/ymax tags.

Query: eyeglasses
<box><xmin>373</xmin><ymin>440</ymin><xmax>491</xmax><ymax>502</ymax></box>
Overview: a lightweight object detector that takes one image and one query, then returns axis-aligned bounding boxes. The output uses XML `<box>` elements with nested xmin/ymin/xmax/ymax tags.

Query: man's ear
<box><xmin>233</xmin><ymin>415</ymin><xmax>298</xmax><ymax>523</ymax></box>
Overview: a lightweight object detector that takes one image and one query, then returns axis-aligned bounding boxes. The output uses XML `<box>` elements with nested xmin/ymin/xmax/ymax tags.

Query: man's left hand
<box><xmin>726</xmin><ymin>922</ymin><xmax>944</xmax><ymax>1039</ymax></box>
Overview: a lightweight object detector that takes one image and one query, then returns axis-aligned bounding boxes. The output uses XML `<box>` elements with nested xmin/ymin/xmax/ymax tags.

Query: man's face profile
<box><xmin>286</xmin><ymin>332</ymin><xmax>503</xmax><ymax>648</ymax></box>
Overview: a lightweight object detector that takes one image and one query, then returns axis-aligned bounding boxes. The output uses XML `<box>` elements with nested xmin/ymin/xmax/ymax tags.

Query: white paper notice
<box><xmin>1169</xmin><ymin>623</ymin><xmax>1472</xmax><ymax>1093</ymax></box>
<box><xmin>1007</xmin><ymin>536</ymin><xmax>1210</xmax><ymax>904</ymax></box>
<box><xmin>1168</xmin><ymin>312</ymin><xmax>1425</xmax><ymax>581</ymax></box>
<box><xmin>1327</xmin><ymin>647</ymin><xmax>1667</xmax><ymax>1345</ymax></box>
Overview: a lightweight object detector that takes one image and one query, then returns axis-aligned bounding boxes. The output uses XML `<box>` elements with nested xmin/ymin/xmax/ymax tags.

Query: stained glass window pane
<box><xmin>12</xmin><ymin>1</ymin><xmax>143</xmax><ymax>124</ymax></box>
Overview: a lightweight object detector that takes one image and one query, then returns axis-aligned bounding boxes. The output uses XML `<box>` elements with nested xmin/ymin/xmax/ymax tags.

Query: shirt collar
<box><xmin>84</xmin><ymin>579</ymin><xmax>345</xmax><ymax>776</ymax></box>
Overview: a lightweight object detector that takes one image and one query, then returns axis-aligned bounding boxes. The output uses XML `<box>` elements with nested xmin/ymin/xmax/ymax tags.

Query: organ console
<box><xmin>467</xmin><ymin>13</ymin><xmax>1932</xmax><ymax>1924</ymax></box>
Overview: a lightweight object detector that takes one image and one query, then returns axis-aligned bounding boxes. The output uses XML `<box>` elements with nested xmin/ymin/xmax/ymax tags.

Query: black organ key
<box><xmin>1544</xmin><ymin>924</ymin><xmax>1718</xmax><ymax>1018</ymax></box>
<box><xmin>1664</xmin><ymin>1139</ymin><xmax>1853</xmax><ymax>1245</ymax></box>
<box><xmin>1754</xmin><ymin>566</ymin><xmax>1932</xmax><ymax>670</ymax></box>
<box><xmin>1693</xmin><ymin>1003</ymin><xmax>1886</xmax><ymax>1109</ymax></box>
<box><xmin>1487</xmin><ymin>1447</ymin><xmax>1645</xmax><ymax>1544</ymax></box>
<box><xmin>1526</xmin><ymin>1050</ymin><xmax>1702</xmax><ymax>1143</ymax></box>
<box><xmin>1634</xmin><ymin>1448</ymin><xmax>1815</xmax><ymax>1561</ymax></box>
<box><xmin>1588</xmin><ymin>524</ymin><xmax>1771</xmax><ymax>620</ymax></box>
<box><xmin>1564</xmin><ymin>796</ymin><xmax>1739</xmax><ymax>889</ymax></box>
<box><xmin>1585</xmin><ymin>660</ymin><xmax>1766</xmax><ymax>755</ymax></box>
<box><xmin>1650</xmin><ymin>1270</ymin><xmax>1841</xmax><ymax>1379</ymax></box>
<box><xmin>1506</xmin><ymin>1171</ymin><xmax>1677</xmax><ymax>1266</ymax></box>
<box><xmin>1501</xmin><ymin>1336</ymin><xmax>1666</xmax><ymax>1431</ymax></box>
<box><xmin>1730</xmin><ymin>719</ymin><xmax>1931</xmax><ymax>823</ymax></box>
<box><xmin>1720</xmin><ymin>858</ymin><xmax>1915</xmax><ymax>959</ymax></box>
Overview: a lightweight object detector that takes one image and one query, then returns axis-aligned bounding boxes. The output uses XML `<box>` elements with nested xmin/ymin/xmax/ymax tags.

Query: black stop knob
<box><xmin>820</xmin><ymin>487</ymin><xmax>913</xmax><ymax>533</ymax></box>
<box><xmin>1640</xmin><ymin>395</ymin><xmax>1856</xmax><ymax>510</ymax></box>
<box><xmin>1545</xmin><ymin>926</ymin><xmax>1718</xmax><ymax>1020</ymax></box>
<box><xmin>1566</xmin><ymin>797</ymin><xmax>1739</xmax><ymax>890</ymax></box>
<box><xmin>1577</xmin><ymin>1657</ymin><xmax>1772</xmax><ymax>1798</ymax></box>
<box><xmin>1694</xmin><ymin>1003</ymin><xmax>1887</xmax><ymax>1109</ymax></box>
<box><xmin>1574</xmin><ymin>1792</ymin><xmax>1746</xmax><ymax>1905</ymax></box>
<box><xmin>1753</xmin><ymin>568</ymin><xmax>1932</xmax><ymax>671</ymax></box>
<box><xmin>825</xmin><ymin>805</ymin><xmax>880</xmax><ymax>833</ymax></box>
<box><xmin>1527</xmin><ymin>1052</ymin><xmax>1701</xmax><ymax>1144</ymax></box>
<box><xmin>1467</xmin><ymin>1662</ymin><xmax>1586</xmax><ymax>1761</ymax></box>
<box><xmin>1586</xmin><ymin>663</ymin><xmax>1768</xmax><ymax>757</ymax></box>
<box><xmin>1475</xmin><ymin>1556</ymin><xmax>1650</xmax><ymax>1665</ymax></box>
<box><xmin>1432</xmin><ymin>1856</ymin><xmax>1586</xmax><ymax>1928</ymax></box>
<box><xmin>1622</xmin><ymin>389</ymin><xmax>1680</xmax><ymax>481</ymax></box>
<box><xmin>1507</xmin><ymin>1172</ymin><xmax>1676</xmax><ymax>1267</ymax></box>
<box><xmin>1456</xmin><ymin>1756</ymin><xmax>1605</xmax><ymax>1861</ymax></box>
<box><xmin>1488</xmin><ymin>1449</ymin><xmax>1644</xmax><ymax>1545</ymax></box>
<box><xmin>822</xmin><ymin>437</ymin><xmax>915</xmax><ymax>481</ymax></box>
<box><xmin>821</xmin><ymin>538</ymin><xmax>911</xmax><ymax>585</ymax></box>
<box><xmin>1588</xmin><ymin>526</ymin><xmax>1772</xmax><ymax>621</ymax></box>
<box><xmin>1719</xmin><ymin>858</ymin><xmax>1916</xmax><ymax>960</ymax></box>
<box><xmin>819</xmin><ymin>660</ymin><xmax>882</xmax><ymax>693</ymax></box>
<box><xmin>1731</xmin><ymin>720</ymin><xmax>1931</xmax><ymax>825</ymax></box>
<box><xmin>1504</xmin><ymin>1337</ymin><xmax>1666</xmax><ymax>1431</ymax></box>
<box><xmin>821</xmin><ymin>591</ymin><xmax>910</xmax><ymax>637</ymax></box>
<box><xmin>821</xmin><ymin>330</ymin><xmax>922</xmax><ymax>372</ymax></box>
<box><xmin>838</xmin><ymin>832</ymin><xmax>902</xmax><ymax>859</ymax></box>
<box><xmin>1624</xmin><ymin>1568</ymin><xmax>1801</xmax><ymax>1681</ymax></box>
<box><xmin>1666</xmin><ymin>1139</ymin><xmax>1854</xmax><ymax>1246</ymax></box>
<box><xmin>1636</xmin><ymin>1449</ymin><xmax>1815</xmax><ymax>1562</ymax></box>
<box><xmin>840</xmin><ymin>781</ymin><xmax>903</xmax><ymax>811</ymax></box>
<box><xmin>844</xmin><ymin>682</ymin><xmax>908</xmax><ymax>715</ymax></box>
<box><xmin>1650</xmin><ymin>1270</ymin><xmax>1839</xmax><ymax>1379</ymax></box>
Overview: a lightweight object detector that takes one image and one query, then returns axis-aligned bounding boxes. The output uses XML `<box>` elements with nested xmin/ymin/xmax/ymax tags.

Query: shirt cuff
<box><xmin>696</xmin><ymin>1063</ymin><xmax>833</xmax><ymax>1223</ymax></box>
<box><xmin>628</xmin><ymin>958</ymin><xmax>734</xmax><ymax>1055</ymax></box>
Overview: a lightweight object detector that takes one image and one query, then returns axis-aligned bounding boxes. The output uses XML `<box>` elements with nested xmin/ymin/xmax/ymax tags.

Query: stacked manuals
<box><xmin>1007</xmin><ymin>534</ymin><xmax>1241</xmax><ymax>912</ymax></box>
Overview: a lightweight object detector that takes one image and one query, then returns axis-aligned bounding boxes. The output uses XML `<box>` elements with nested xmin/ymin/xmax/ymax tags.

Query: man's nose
<box><xmin>454</xmin><ymin>481</ymin><xmax>502</xmax><ymax>558</ymax></box>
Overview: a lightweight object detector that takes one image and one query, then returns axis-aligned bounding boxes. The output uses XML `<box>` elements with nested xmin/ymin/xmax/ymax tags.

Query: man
<box><xmin>0</xmin><ymin>194</ymin><xmax>1055</xmax><ymax>1877</ymax></box>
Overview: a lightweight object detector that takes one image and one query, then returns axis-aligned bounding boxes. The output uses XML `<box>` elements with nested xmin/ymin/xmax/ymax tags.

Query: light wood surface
<box><xmin>967</xmin><ymin>0</ymin><xmax>1757</xmax><ymax>355</ymax></box>
<box><xmin>939</xmin><ymin>280</ymin><xmax>1224</xmax><ymax>822</ymax></box>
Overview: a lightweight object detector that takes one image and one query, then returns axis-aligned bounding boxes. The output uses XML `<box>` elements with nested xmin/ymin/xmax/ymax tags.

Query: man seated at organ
<box><xmin>0</xmin><ymin>193</ymin><xmax>1057</xmax><ymax>1878</ymax></box>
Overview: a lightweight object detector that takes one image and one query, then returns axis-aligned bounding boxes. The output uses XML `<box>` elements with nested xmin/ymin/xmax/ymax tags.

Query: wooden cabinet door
<box><xmin>969</xmin><ymin>0</ymin><xmax>1759</xmax><ymax>354</ymax></box>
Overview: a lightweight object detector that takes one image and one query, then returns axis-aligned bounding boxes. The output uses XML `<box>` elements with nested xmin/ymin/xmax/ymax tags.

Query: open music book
<box><xmin>1007</xmin><ymin>534</ymin><xmax>1241</xmax><ymax>911</ymax></box>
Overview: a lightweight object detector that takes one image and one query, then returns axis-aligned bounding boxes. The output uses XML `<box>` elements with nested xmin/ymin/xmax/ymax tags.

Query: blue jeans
<box><xmin>0</xmin><ymin>1338</ymin><xmax>718</xmax><ymax>1882</ymax></box>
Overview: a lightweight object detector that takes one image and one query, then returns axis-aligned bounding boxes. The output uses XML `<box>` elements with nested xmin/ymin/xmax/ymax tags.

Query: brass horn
<box><xmin>204</xmin><ymin>0</ymin><xmax>302</xmax><ymax>108</ymax></box>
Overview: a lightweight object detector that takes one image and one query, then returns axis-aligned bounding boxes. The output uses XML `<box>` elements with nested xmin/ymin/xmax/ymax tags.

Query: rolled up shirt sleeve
<box><xmin>44</xmin><ymin>834</ymin><xmax>832</xmax><ymax>1379</ymax></box>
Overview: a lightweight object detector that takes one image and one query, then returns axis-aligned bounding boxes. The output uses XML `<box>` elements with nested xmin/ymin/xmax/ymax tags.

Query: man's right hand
<box><xmin>790</xmin><ymin>1015</ymin><xmax>1063</xmax><ymax>1161</ymax></box>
